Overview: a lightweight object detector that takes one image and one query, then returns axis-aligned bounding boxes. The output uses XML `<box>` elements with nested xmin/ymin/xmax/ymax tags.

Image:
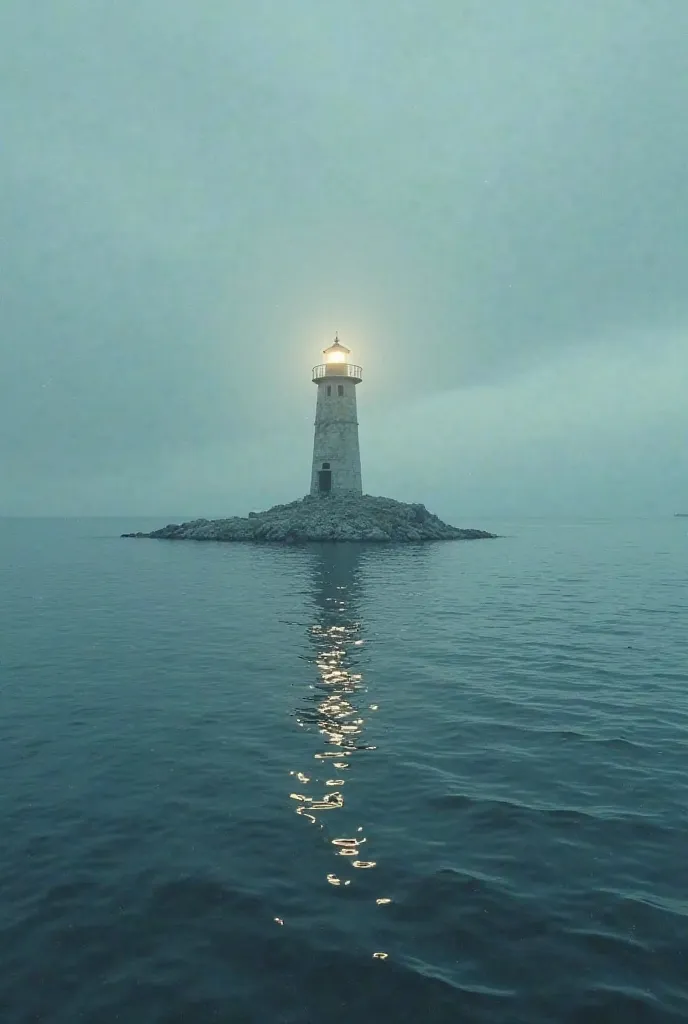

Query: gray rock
<box><xmin>122</xmin><ymin>494</ymin><xmax>497</xmax><ymax>543</ymax></box>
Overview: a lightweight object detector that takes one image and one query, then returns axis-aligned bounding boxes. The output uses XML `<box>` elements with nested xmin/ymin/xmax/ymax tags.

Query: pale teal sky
<box><xmin>1</xmin><ymin>0</ymin><xmax>687</xmax><ymax>518</ymax></box>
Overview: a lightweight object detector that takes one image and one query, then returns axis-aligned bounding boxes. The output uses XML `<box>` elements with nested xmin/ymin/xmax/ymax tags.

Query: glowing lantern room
<box><xmin>312</xmin><ymin>334</ymin><xmax>363</xmax><ymax>383</ymax></box>
<box><xmin>324</xmin><ymin>336</ymin><xmax>349</xmax><ymax>364</ymax></box>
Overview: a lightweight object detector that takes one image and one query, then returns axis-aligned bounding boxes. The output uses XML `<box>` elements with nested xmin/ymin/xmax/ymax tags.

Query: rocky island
<box><xmin>122</xmin><ymin>493</ymin><xmax>496</xmax><ymax>544</ymax></box>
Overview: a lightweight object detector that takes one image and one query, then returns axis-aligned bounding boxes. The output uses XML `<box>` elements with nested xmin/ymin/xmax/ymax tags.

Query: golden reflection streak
<box><xmin>289</xmin><ymin>546</ymin><xmax>392</xmax><ymax>904</ymax></box>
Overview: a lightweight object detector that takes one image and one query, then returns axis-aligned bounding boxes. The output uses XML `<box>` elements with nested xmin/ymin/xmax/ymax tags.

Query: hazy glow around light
<box><xmin>326</xmin><ymin>350</ymin><xmax>347</xmax><ymax>364</ymax></box>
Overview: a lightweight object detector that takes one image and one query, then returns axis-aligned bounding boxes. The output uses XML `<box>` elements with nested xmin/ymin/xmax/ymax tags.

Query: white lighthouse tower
<box><xmin>310</xmin><ymin>335</ymin><xmax>363</xmax><ymax>496</ymax></box>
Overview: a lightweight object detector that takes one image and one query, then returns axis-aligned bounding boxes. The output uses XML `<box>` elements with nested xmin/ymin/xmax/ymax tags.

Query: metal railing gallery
<box><xmin>312</xmin><ymin>363</ymin><xmax>363</xmax><ymax>382</ymax></box>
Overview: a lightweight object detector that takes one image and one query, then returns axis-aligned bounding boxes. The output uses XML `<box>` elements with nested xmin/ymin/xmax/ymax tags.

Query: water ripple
<box><xmin>0</xmin><ymin>520</ymin><xmax>686</xmax><ymax>1022</ymax></box>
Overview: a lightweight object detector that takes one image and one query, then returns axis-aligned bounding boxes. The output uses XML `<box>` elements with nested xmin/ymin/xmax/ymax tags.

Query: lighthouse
<box><xmin>124</xmin><ymin>329</ymin><xmax>495</xmax><ymax>542</ymax></box>
<box><xmin>310</xmin><ymin>335</ymin><xmax>363</xmax><ymax>496</ymax></box>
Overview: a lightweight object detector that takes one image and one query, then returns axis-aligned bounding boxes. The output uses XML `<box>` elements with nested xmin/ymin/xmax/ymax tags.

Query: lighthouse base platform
<box><xmin>122</xmin><ymin>494</ymin><xmax>496</xmax><ymax>543</ymax></box>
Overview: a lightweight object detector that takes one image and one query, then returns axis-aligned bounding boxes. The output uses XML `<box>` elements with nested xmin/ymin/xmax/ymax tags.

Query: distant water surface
<box><xmin>1</xmin><ymin>516</ymin><xmax>686</xmax><ymax>1023</ymax></box>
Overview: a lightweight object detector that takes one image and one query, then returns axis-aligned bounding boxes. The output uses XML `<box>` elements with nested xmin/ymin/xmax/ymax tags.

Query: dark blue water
<box><xmin>1</xmin><ymin>517</ymin><xmax>686</xmax><ymax>1023</ymax></box>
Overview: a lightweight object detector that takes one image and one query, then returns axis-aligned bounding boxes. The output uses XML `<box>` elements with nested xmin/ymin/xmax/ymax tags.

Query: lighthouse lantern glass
<box><xmin>326</xmin><ymin>349</ymin><xmax>346</xmax><ymax>364</ymax></box>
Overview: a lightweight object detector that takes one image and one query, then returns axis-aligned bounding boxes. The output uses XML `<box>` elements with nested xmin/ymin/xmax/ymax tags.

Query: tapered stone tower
<box><xmin>310</xmin><ymin>335</ymin><xmax>363</xmax><ymax>496</ymax></box>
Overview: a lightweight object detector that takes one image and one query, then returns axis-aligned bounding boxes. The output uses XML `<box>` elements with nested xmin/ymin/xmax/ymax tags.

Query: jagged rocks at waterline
<box><xmin>122</xmin><ymin>494</ymin><xmax>496</xmax><ymax>544</ymax></box>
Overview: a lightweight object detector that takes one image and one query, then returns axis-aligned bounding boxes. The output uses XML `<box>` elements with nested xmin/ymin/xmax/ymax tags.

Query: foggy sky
<box><xmin>2</xmin><ymin>0</ymin><xmax>687</xmax><ymax>518</ymax></box>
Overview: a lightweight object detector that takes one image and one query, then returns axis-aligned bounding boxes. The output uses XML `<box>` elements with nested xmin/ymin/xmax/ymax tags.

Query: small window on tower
<box><xmin>322</xmin><ymin>462</ymin><xmax>330</xmax><ymax>469</ymax></box>
<box><xmin>338</xmin><ymin>384</ymin><xmax>344</xmax><ymax>396</ymax></box>
<box><xmin>327</xmin><ymin>385</ymin><xmax>332</xmax><ymax>396</ymax></box>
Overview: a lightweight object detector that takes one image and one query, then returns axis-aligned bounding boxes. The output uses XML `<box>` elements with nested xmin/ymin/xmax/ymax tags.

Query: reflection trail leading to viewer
<box><xmin>289</xmin><ymin>545</ymin><xmax>383</xmax><ymax>893</ymax></box>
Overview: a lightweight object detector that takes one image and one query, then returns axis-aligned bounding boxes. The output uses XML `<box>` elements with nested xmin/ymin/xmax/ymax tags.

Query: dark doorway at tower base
<box><xmin>318</xmin><ymin>470</ymin><xmax>332</xmax><ymax>493</ymax></box>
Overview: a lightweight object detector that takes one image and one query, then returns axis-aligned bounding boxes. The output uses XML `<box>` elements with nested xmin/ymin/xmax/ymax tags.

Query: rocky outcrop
<box><xmin>122</xmin><ymin>494</ymin><xmax>496</xmax><ymax>543</ymax></box>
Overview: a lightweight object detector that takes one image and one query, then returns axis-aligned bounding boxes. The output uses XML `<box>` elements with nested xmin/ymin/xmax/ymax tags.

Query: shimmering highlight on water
<box><xmin>1</xmin><ymin>517</ymin><xmax>686</xmax><ymax>1023</ymax></box>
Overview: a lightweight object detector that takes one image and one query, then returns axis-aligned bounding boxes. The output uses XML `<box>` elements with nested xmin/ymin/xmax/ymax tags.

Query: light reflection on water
<box><xmin>290</xmin><ymin>545</ymin><xmax>380</xmax><ymax>893</ymax></box>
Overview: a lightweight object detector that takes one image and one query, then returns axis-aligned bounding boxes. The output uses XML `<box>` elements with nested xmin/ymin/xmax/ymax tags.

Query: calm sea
<box><xmin>1</xmin><ymin>516</ymin><xmax>686</xmax><ymax>1023</ymax></box>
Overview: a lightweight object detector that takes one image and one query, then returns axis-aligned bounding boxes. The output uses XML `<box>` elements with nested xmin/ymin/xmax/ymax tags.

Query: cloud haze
<box><xmin>1</xmin><ymin>0</ymin><xmax>687</xmax><ymax>517</ymax></box>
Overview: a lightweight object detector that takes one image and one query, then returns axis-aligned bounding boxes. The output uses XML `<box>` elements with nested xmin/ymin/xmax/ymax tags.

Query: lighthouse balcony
<box><xmin>312</xmin><ymin>363</ymin><xmax>363</xmax><ymax>384</ymax></box>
